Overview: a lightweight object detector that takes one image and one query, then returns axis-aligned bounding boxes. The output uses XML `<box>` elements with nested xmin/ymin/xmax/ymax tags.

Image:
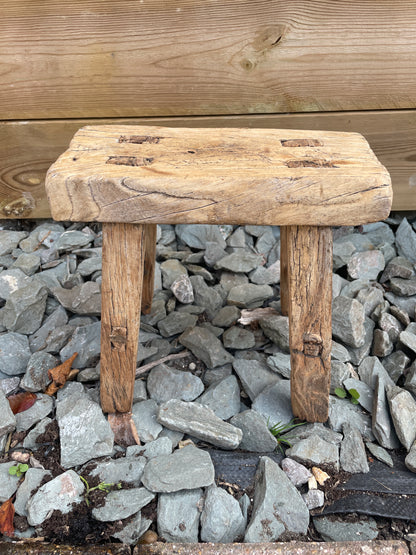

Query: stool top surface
<box><xmin>46</xmin><ymin>125</ymin><xmax>392</xmax><ymax>226</ymax></box>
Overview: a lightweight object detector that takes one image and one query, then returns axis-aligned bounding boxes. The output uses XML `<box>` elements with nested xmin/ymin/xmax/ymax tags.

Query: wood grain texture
<box><xmin>100</xmin><ymin>222</ymin><xmax>144</xmax><ymax>413</ymax></box>
<box><xmin>141</xmin><ymin>224</ymin><xmax>157</xmax><ymax>315</ymax></box>
<box><xmin>279</xmin><ymin>227</ymin><xmax>289</xmax><ymax>316</ymax></box>
<box><xmin>2</xmin><ymin>1</ymin><xmax>416</xmax><ymax>119</ymax></box>
<box><xmin>0</xmin><ymin>110</ymin><xmax>413</xmax><ymax>219</ymax></box>
<box><xmin>287</xmin><ymin>226</ymin><xmax>333</xmax><ymax>423</ymax></box>
<box><xmin>45</xmin><ymin>125</ymin><xmax>392</xmax><ymax>226</ymax></box>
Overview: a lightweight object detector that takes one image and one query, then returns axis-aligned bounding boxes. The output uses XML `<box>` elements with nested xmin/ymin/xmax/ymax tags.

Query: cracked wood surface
<box><xmin>287</xmin><ymin>225</ymin><xmax>333</xmax><ymax>423</ymax></box>
<box><xmin>45</xmin><ymin>125</ymin><xmax>392</xmax><ymax>226</ymax></box>
<box><xmin>100</xmin><ymin>222</ymin><xmax>145</xmax><ymax>414</ymax></box>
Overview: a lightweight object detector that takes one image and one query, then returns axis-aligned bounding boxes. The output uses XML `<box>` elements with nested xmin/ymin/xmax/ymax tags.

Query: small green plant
<box><xmin>334</xmin><ymin>387</ymin><xmax>360</xmax><ymax>404</ymax></box>
<box><xmin>268</xmin><ymin>419</ymin><xmax>305</xmax><ymax>453</ymax></box>
<box><xmin>80</xmin><ymin>476</ymin><xmax>122</xmax><ymax>506</ymax></box>
<box><xmin>8</xmin><ymin>463</ymin><xmax>29</xmax><ymax>478</ymax></box>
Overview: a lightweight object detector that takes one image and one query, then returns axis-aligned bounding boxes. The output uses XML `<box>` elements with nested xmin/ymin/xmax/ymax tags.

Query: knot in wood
<box><xmin>302</xmin><ymin>333</ymin><xmax>323</xmax><ymax>357</ymax></box>
<box><xmin>110</xmin><ymin>326</ymin><xmax>127</xmax><ymax>351</ymax></box>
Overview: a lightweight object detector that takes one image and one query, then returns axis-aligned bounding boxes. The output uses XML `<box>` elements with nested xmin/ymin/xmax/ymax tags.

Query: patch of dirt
<box><xmin>32</xmin><ymin>420</ymin><xmax>65</xmax><ymax>477</ymax></box>
<box><xmin>38</xmin><ymin>503</ymin><xmax>122</xmax><ymax>545</ymax></box>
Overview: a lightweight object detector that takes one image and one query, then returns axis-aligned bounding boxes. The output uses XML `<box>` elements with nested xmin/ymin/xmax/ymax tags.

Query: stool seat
<box><xmin>46</xmin><ymin>125</ymin><xmax>391</xmax><ymax>226</ymax></box>
<box><xmin>45</xmin><ymin>125</ymin><xmax>392</xmax><ymax>428</ymax></box>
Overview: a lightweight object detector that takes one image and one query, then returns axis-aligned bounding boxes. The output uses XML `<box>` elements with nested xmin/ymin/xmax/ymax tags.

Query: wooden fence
<box><xmin>1</xmin><ymin>1</ymin><xmax>415</xmax><ymax>218</ymax></box>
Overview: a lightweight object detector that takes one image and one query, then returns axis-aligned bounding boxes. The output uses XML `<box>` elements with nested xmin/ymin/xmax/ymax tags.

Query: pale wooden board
<box><xmin>45</xmin><ymin>125</ymin><xmax>391</xmax><ymax>226</ymax></box>
<box><xmin>0</xmin><ymin>110</ymin><xmax>415</xmax><ymax>219</ymax></box>
<box><xmin>1</xmin><ymin>1</ymin><xmax>416</xmax><ymax>119</ymax></box>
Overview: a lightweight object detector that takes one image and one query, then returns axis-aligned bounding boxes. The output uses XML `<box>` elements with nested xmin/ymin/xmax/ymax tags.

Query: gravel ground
<box><xmin>0</xmin><ymin>214</ymin><xmax>416</xmax><ymax>547</ymax></box>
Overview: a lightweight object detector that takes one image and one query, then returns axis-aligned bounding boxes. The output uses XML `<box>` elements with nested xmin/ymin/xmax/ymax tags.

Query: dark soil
<box><xmin>38</xmin><ymin>504</ymin><xmax>123</xmax><ymax>545</ymax></box>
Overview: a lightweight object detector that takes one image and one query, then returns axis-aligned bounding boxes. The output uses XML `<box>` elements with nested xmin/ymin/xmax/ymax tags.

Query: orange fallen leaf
<box><xmin>45</xmin><ymin>352</ymin><xmax>78</xmax><ymax>396</ymax></box>
<box><xmin>8</xmin><ymin>391</ymin><xmax>37</xmax><ymax>415</ymax></box>
<box><xmin>0</xmin><ymin>498</ymin><xmax>15</xmax><ymax>537</ymax></box>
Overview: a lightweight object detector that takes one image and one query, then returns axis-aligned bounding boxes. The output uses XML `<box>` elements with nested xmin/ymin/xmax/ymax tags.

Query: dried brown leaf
<box><xmin>0</xmin><ymin>498</ymin><xmax>15</xmax><ymax>537</ymax></box>
<box><xmin>45</xmin><ymin>352</ymin><xmax>78</xmax><ymax>396</ymax></box>
<box><xmin>8</xmin><ymin>392</ymin><xmax>37</xmax><ymax>415</ymax></box>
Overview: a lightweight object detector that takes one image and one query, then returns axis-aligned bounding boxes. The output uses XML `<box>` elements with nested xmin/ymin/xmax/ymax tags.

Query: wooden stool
<box><xmin>45</xmin><ymin>126</ymin><xmax>392</xmax><ymax>423</ymax></box>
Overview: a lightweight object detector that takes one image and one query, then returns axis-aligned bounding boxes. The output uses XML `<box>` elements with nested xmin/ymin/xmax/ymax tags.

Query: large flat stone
<box><xmin>147</xmin><ymin>363</ymin><xmax>204</xmax><ymax>403</ymax></box>
<box><xmin>244</xmin><ymin>456</ymin><xmax>309</xmax><ymax>543</ymax></box>
<box><xmin>157</xmin><ymin>489</ymin><xmax>203</xmax><ymax>543</ymax></box>
<box><xmin>157</xmin><ymin>399</ymin><xmax>242</xmax><ymax>450</ymax></box>
<box><xmin>230</xmin><ymin>410</ymin><xmax>278</xmax><ymax>453</ymax></box>
<box><xmin>179</xmin><ymin>327</ymin><xmax>233</xmax><ymax>368</ymax></box>
<box><xmin>57</xmin><ymin>396</ymin><xmax>114</xmax><ymax>468</ymax></box>
<box><xmin>141</xmin><ymin>444</ymin><xmax>214</xmax><ymax>493</ymax></box>
<box><xmin>232</xmin><ymin>359</ymin><xmax>279</xmax><ymax>401</ymax></box>
<box><xmin>332</xmin><ymin>296</ymin><xmax>366</xmax><ymax>348</ymax></box>
<box><xmin>201</xmin><ymin>484</ymin><xmax>246</xmax><ymax>543</ymax></box>
<box><xmin>92</xmin><ymin>488</ymin><xmax>155</xmax><ymax>522</ymax></box>
<box><xmin>26</xmin><ymin>470</ymin><xmax>85</xmax><ymax>526</ymax></box>
<box><xmin>386</xmin><ymin>384</ymin><xmax>416</xmax><ymax>450</ymax></box>
<box><xmin>196</xmin><ymin>375</ymin><xmax>241</xmax><ymax>420</ymax></box>
<box><xmin>285</xmin><ymin>434</ymin><xmax>339</xmax><ymax>471</ymax></box>
<box><xmin>252</xmin><ymin>380</ymin><xmax>293</xmax><ymax>427</ymax></box>
<box><xmin>340</xmin><ymin>422</ymin><xmax>369</xmax><ymax>474</ymax></box>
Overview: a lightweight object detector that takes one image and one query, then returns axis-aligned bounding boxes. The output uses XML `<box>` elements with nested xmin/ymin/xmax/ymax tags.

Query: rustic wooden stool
<box><xmin>45</xmin><ymin>125</ymin><xmax>392</xmax><ymax>423</ymax></box>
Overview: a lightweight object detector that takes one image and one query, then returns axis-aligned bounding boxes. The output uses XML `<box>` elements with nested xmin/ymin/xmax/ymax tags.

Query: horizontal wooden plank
<box><xmin>0</xmin><ymin>110</ymin><xmax>415</xmax><ymax>219</ymax></box>
<box><xmin>1</xmin><ymin>1</ymin><xmax>416</xmax><ymax>119</ymax></box>
<box><xmin>45</xmin><ymin>125</ymin><xmax>392</xmax><ymax>226</ymax></box>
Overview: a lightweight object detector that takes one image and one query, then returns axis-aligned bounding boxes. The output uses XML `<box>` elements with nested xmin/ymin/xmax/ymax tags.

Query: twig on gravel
<box><xmin>135</xmin><ymin>350</ymin><xmax>191</xmax><ymax>377</ymax></box>
<box><xmin>238</xmin><ymin>307</ymin><xmax>279</xmax><ymax>325</ymax></box>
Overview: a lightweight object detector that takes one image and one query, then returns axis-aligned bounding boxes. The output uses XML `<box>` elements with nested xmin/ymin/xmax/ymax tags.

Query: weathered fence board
<box><xmin>1</xmin><ymin>110</ymin><xmax>415</xmax><ymax>218</ymax></box>
<box><xmin>1</xmin><ymin>1</ymin><xmax>416</xmax><ymax>119</ymax></box>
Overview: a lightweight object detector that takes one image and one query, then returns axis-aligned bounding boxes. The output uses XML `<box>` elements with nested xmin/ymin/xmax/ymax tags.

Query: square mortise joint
<box><xmin>281</xmin><ymin>139</ymin><xmax>323</xmax><ymax>147</ymax></box>
<box><xmin>118</xmin><ymin>135</ymin><xmax>161</xmax><ymax>144</ymax></box>
<box><xmin>106</xmin><ymin>156</ymin><xmax>154</xmax><ymax>167</ymax></box>
<box><xmin>303</xmin><ymin>333</ymin><xmax>323</xmax><ymax>357</ymax></box>
<box><xmin>110</xmin><ymin>326</ymin><xmax>127</xmax><ymax>351</ymax></box>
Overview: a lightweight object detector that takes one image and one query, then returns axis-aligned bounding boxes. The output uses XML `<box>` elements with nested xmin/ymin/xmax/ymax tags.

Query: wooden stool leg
<box><xmin>280</xmin><ymin>226</ymin><xmax>289</xmax><ymax>316</ymax></box>
<box><xmin>141</xmin><ymin>224</ymin><xmax>157</xmax><ymax>315</ymax></box>
<box><xmin>287</xmin><ymin>225</ymin><xmax>333</xmax><ymax>423</ymax></box>
<box><xmin>100</xmin><ymin>222</ymin><xmax>145</xmax><ymax>414</ymax></box>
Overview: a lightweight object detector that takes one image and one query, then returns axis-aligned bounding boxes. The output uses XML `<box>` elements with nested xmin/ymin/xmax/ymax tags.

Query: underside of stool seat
<box><xmin>45</xmin><ymin>125</ymin><xmax>392</xmax><ymax>226</ymax></box>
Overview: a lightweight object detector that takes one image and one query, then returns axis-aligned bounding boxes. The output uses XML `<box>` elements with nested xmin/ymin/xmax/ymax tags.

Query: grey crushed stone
<box><xmin>244</xmin><ymin>456</ymin><xmax>309</xmax><ymax>543</ymax></box>
<box><xmin>179</xmin><ymin>326</ymin><xmax>233</xmax><ymax>368</ymax></box>
<box><xmin>251</xmin><ymin>379</ymin><xmax>294</xmax><ymax>427</ymax></box>
<box><xmin>0</xmin><ymin>388</ymin><xmax>16</xmax><ymax>436</ymax></box>
<box><xmin>88</xmin><ymin>455</ymin><xmax>147</xmax><ymax>486</ymax></box>
<box><xmin>146</xmin><ymin>363</ymin><xmax>204</xmax><ymax>403</ymax></box>
<box><xmin>131</xmin><ymin>399</ymin><xmax>163</xmax><ymax>443</ymax></box>
<box><xmin>157</xmin><ymin>488</ymin><xmax>203</xmax><ymax>543</ymax></box>
<box><xmin>340</xmin><ymin>422</ymin><xmax>369</xmax><ymax>474</ymax></box>
<box><xmin>200</xmin><ymin>484</ymin><xmax>246</xmax><ymax>543</ymax></box>
<box><xmin>229</xmin><ymin>409</ymin><xmax>278</xmax><ymax>453</ymax></box>
<box><xmin>57</xmin><ymin>395</ymin><xmax>113</xmax><ymax>468</ymax></box>
<box><xmin>1</xmin><ymin>215</ymin><xmax>416</xmax><ymax>544</ymax></box>
<box><xmin>0</xmin><ymin>461</ymin><xmax>21</xmax><ymax>502</ymax></box>
<box><xmin>232</xmin><ymin>358</ymin><xmax>279</xmax><ymax>401</ymax></box>
<box><xmin>141</xmin><ymin>444</ymin><xmax>215</xmax><ymax>493</ymax></box>
<box><xmin>26</xmin><ymin>470</ymin><xmax>85</xmax><ymax>526</ymax></box>
<box><xmin>92</xmin><ymin>487</ymin><xmax>155</xmax><ymax>522</ymax></box>
<box><xmin>157</xmin><ymin>399</ymin><xmax>242</xmax><ymax>450</ymax></box>
<box><xmin>313</xmin><ymin>515</ymin><xmax>379</xmax><ymax>542</ymax></box>
<box><xmin>196</xmin><ymin>374</ymin><xmax>241</xmax><ymax>420</ymax></box>
<box><xmin>15</xmin><ymin>394</ymin><xmax>54</xmax><ymax>432</ymax></box>
<box><xmin>0</xmin><ymin>332</ymin><xmax>31</xmax><ymax>375</ymax></box>
<box><xmin>386</xmin><ymin>384</ymin><xmax>416</xmax><ymax>450</ymax></box>
<box><xmin>285</xmin><ymin>434</ymin><xmax>340</xmax><ymax>471</ymax></box>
